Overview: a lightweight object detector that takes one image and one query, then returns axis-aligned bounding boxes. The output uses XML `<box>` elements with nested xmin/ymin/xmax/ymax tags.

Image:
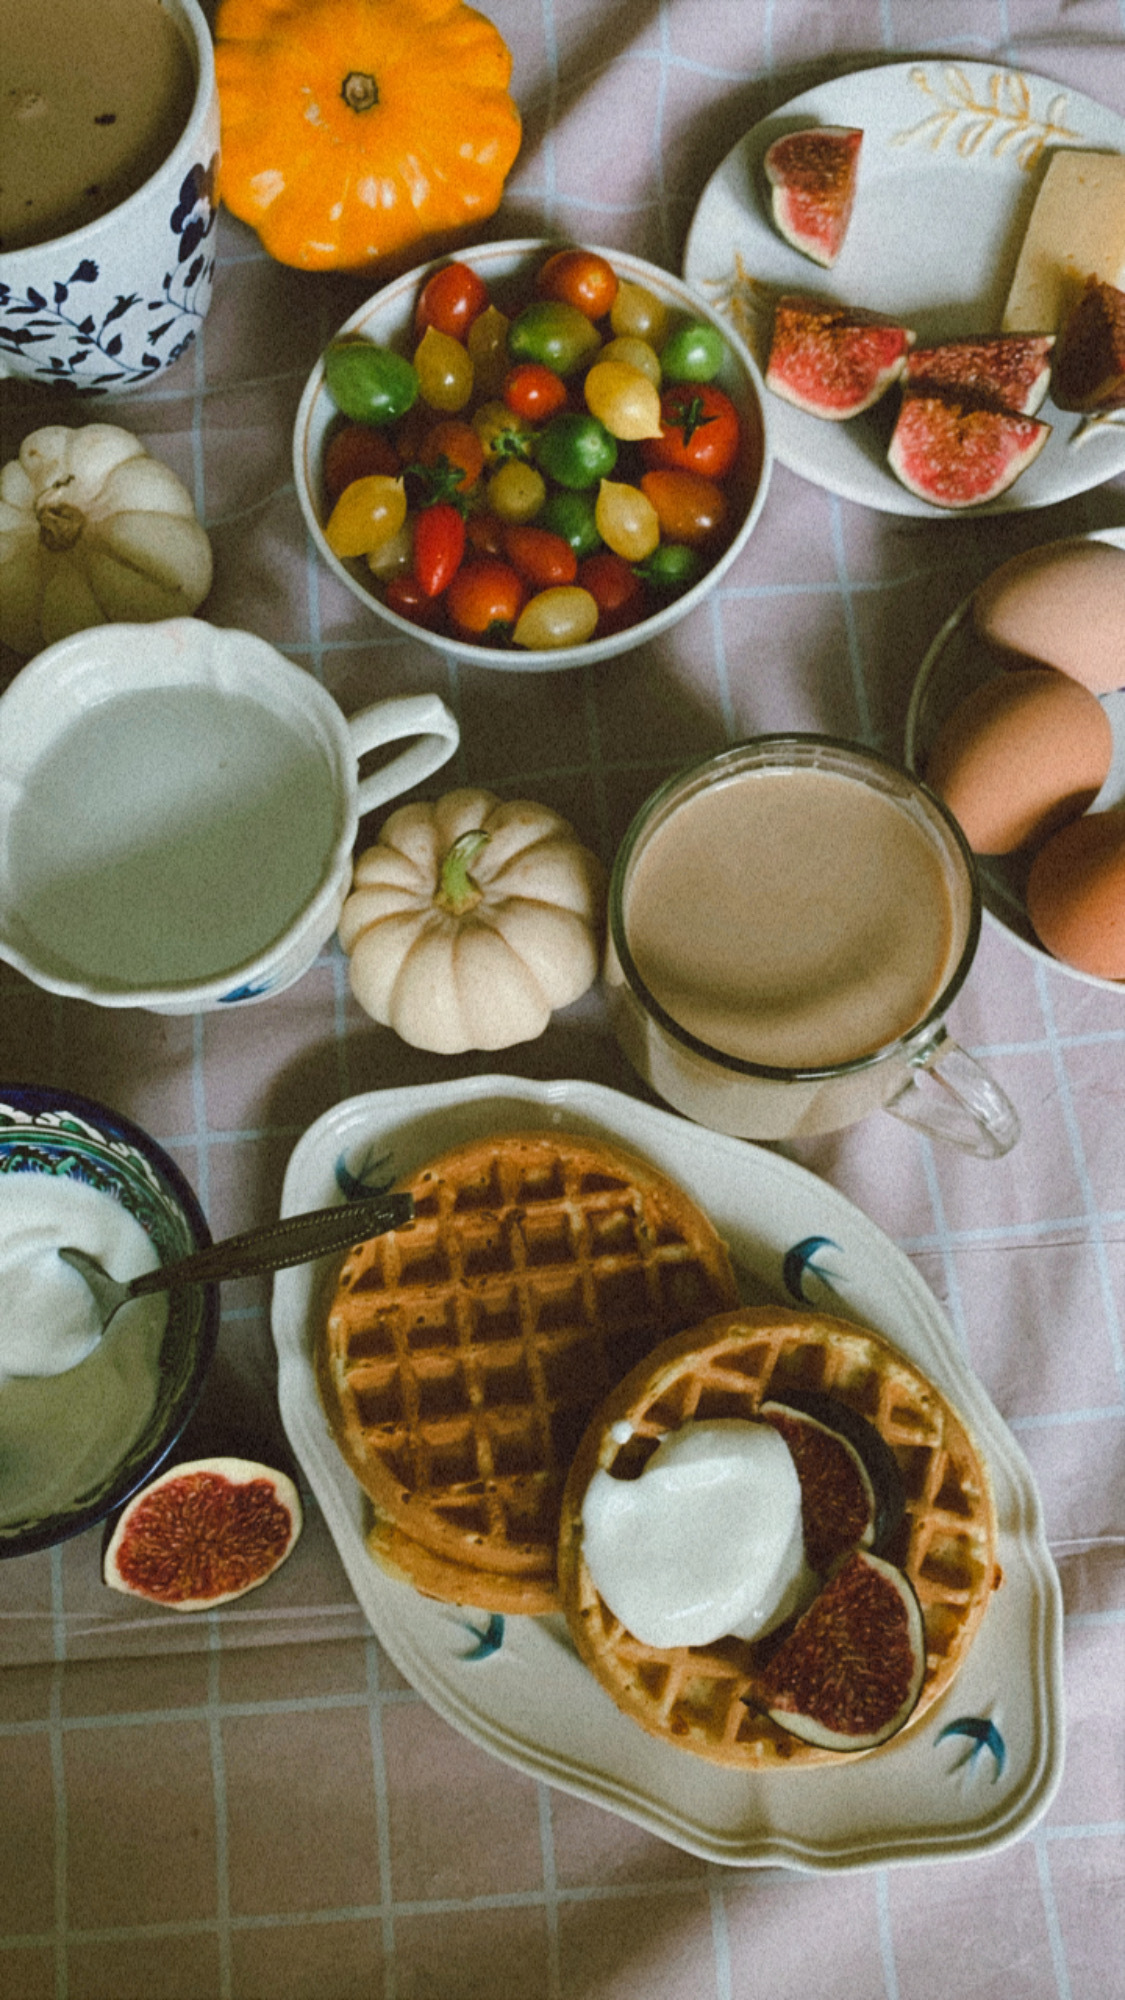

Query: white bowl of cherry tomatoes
<box><xmin>293</xmin><ymin>239</ymin><xmax>773</xmax><ymax>670</ymax></box>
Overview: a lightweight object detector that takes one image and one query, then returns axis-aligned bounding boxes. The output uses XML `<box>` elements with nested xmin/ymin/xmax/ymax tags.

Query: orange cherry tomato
<box><xmin>414</xmin><ymin>261</ymin><xmax>491</xmax><ymax>341</ymax></box>
<box><xmin>503</xmin><ymin>361</ymin><xmax>569</xmax><ymax>423</ymax></box>
<box><xmin>445</xmin><ymin>558</ymin><xmax>526</xmax><ymax>638</ymax></box>
<box><xmin>414</xmin><ymin>418</ymin><xmax>486</xmax><ymax>497</ymax></box>
<box><xmin>323</xmin><ymin>423</ymin><xmax>401</xmax><ymax>504</ymax></box>
<box><xmin>535</xmin><ymin>248</ymin><xmax>619</xmax><ymax>321</ymax></box>
<box><xmin>502</xmin><ymin>523</ymin><xmax>578</xmax><ymax>590</ymax></box>
<box><xmin>641</xmin><ymin>383</ymin><xmax>742</xmax><ymax>480</ymax></box>
<box><xmin>576</xmin><ymin>549</ymin><xmax>648</xmax><ymax>634</ymax></box>
<box><xmin>639</xmin><ymin>468</ymin><xmax>727</xmax><ymax>545</ymax></box>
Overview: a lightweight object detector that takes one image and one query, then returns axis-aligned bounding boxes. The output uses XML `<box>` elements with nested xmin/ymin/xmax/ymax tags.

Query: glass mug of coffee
<box><xmin>604</xmin><ymin>736</ymin><xmax>1020</xmax><ymax>1156</ymax></box>
<box><xmin>0</xmin><ymin>0</ymin><xmax>219</xmax><ymax>391</ymax></box>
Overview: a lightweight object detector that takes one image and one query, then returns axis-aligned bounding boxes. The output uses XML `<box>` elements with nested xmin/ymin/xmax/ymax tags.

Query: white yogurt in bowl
<box><xmin>0</xmin><ymin>1175</ymin><xmax>167</xmax><ymax>1524</ymax></box>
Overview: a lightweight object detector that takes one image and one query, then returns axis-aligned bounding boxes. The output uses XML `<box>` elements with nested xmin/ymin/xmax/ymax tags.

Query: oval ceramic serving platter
<box><xmin>905</xmin><ymin>527</ymin><xmax>1125</xmax><ymax>991</ymax></box>
<box><xmin>683</xmin><ymin>60</ymin><xmax>1125</xmax><ymax>516</ymax></box>
<box><xmin>272</xmin><ymin>1075</ymin><xmax>1062</xmax><ymax>1870</ymax></box>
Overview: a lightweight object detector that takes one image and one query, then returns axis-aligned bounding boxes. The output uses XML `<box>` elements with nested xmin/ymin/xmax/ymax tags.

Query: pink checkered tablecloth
<box><xmin>1</xmin><ymin>2</ymin><xmax>1122</xmax><ymax>1996</ymax></box>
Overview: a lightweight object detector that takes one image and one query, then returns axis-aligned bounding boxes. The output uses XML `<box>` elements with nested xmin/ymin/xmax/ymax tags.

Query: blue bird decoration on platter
<box><xmin>938</xmin><ymin>1716</ymin><xmax>1006</xmax><ymax>1778</ymax></box>
<box><xmin>783</xmin><ymin>1235</ymin><xmax>844</xmax><ymax>1303</ymax></box>
<box><xmin>460</xmin><ymin>1613</ymin><xmax>505</xmax><ymax>1661</ymax></box>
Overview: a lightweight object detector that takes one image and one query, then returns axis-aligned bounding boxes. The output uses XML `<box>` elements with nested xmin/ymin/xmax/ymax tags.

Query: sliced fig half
<box><xmin>761</xmin><ymin>1391</ymin><xmax>905</xmax><ymax>1571</ymax></box>
<box><xmin>763</xmin><ymin>126</ymin><xmax>863</xmax><ymax>267</ymax></box>
<box><xmin>766</xmin><ymin>295</ymin><xmax>914</xmax><ymax>420</ymax></box>
<box><xmin>888</xmin><ymin>394</ymin><xmax>1050</xmax><ymax>508</ymax></box>
<box><xmin>755</xmin><ymin>1549</ymin><xmax>926</xmax><ymax>1752</ymax></box>
<box><xmin>905</xmin><ymin>334</ymin><xmax>1055</xmax><ymax>416</ymax></box>
<box><xmin>1051</xmin><ymin>276</ymin><xmax>1125</xmax><ymax>413</ymax></box>
<box><xmin>103</xmin><ymin>1457</ymin><xmax>302</xmax><ymax>1611</ymax></box>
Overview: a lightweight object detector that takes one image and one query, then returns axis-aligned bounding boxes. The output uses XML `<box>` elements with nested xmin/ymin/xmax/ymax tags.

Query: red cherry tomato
<box><xmin>466</xmin><ymin>510</ymin><xmax>508</xmax><ymax>558</ymax></box>
<box><xmin>535</xmin><ymin>248</ymin><xmax>619</xmax><ymax>321</ymax></box>
<box><xmin>323</xmin><ymin>423</ymin><xmax>401</xmax><ymax>504</ymax></box>
<box><xmin>412</xmin><ymin>502</ymin><xmax>466</xmax><ymax>598</ymax></box>
<box><xmin>576</xmin><ymin>549</ymin><xmax>648</xmax><ymax>634</ymax></box>
<box><xmin>414</xmin><ymin>261</ymin><xmax>491</xmax><ymax>341</ymax></box>
<box><xmin>641</xmin><ymin>383</ymin><xmax>742</xmax><ymax>480</ymax></box>
<box><xmin>639</xmin><ymin>468</ymin><xmax>727</xmax><ymax>545</ymax></box>
<box><xmin>502</xmin><ymin>361</ymin><xmax>569</xmax><ymax>423</ymax></box>
<box><xmin>384</xmin><ymin>574</ymin><xmax>445</xmax><ymax>629</ymax></box>
<box><xmin>414</xmin><ymin>418</ymin><xmax>486</xmax><ymax>497</ymax></box>
<box><xmin>501</xmin><ymin>523</ymin><xmax>578</xmax><ymax>590</ymax></box>
<box><xmin>445</xmin><ymin>558</ymin><xmax>526</xmax><ymax>637</ymax></box>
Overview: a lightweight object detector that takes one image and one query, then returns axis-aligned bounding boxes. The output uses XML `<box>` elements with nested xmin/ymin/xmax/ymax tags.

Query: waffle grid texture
<box><xmin>557</xmin><ymin>1307</ymin><xmax>1000</xmax><ymax>1769</ymax></box>
<box><xmin>316</xmin><ymin>1133</ymin><xmax>739</xmax><ymax>1611</ymax></box>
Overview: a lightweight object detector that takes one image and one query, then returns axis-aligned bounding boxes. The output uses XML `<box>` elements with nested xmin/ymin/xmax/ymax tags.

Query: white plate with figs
<box><xmin>683</xmin><ymin>60</ymin><xmax>1125</xmax><ymax>515</ymax></box>
<box><xmin>905</xmin><ymin>527</ymin><xmax>1125</xmax><ymax>989</ymax></box>
<box><xmin>272</xmin><ymin>1075</ymin><xmax>1062</xmax><ymax>1870</ymax></box>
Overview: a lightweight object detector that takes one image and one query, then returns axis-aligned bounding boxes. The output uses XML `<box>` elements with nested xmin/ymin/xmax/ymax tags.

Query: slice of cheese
<box><xmin>1002</xmin><ymin>150</ymin><xmax>1125</xmax><ymax>333</ymax></box>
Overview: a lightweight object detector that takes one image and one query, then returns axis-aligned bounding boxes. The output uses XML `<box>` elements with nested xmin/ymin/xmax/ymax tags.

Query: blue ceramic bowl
<box><xmin>0</xmin><ymin>1085</ymin><xmax>218</xmax><ymax>1555</ymax></box>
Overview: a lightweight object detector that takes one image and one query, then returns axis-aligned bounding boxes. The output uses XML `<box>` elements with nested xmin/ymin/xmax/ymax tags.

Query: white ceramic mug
<box><xmin>604</xmin><ymin>736</ymin><xmax>1021</xmax><ymax>1157</ymax></box>
<box><xmin>0</xmin><ymin>619</ymin><xmax>460</xmax><ymax>1011</ymax></box>
<box><xmin>0</xmin><ymin>0</ymin><xmax>219</xmax><ymax>392</ymax></box>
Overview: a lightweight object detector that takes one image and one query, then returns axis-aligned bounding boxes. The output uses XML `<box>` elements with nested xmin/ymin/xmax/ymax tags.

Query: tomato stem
<box><xmin>437</xmin><ymin>829</ymin><xmax>490</xmax><ymax>914</ymax></box>
<box><xmin>341</xmin><ymin>71</ymin><xmax>379</xmax><ymax>113</ymax></box>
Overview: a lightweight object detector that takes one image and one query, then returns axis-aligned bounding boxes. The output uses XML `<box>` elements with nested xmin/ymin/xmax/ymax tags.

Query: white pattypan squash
<box><xmin>0</xmin><ymin>423</ymin><xmax>213</xmax><ymax>655</ymax></box>
<box><xmin>339</xmin><ymin>787</ymin><xmax>607</xmax><ymax>1053</ymax></box>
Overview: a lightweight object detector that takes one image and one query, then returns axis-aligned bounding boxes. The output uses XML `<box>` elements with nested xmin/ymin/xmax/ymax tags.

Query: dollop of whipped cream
<box><xmin>581</xmin><ymin>1418</ymin><xmax>817</xmax><ymax>1649</ymax></box>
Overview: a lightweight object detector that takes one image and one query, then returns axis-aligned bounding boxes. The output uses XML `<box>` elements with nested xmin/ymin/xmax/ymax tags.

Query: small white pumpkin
<box><xmin>0</xmin><ymin>423</ymin><xmax>213</xmax><ymax>655</ymax></box>
<box><xmin>339</xmin><ymin>787</ymin><xmax>607</xmax><ymax>1053</ymax></box>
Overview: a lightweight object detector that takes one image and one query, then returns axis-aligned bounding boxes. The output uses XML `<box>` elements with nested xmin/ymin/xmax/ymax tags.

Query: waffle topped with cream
<box><xmin>316</xmin><ymin>1131</ymin><xmax>739</xmax><ymax>1613</ymax></box>
<box><xmin>558</xmin><ymin>1306</ymin><xmax>999</xmax><ymax>1767</ymax></box>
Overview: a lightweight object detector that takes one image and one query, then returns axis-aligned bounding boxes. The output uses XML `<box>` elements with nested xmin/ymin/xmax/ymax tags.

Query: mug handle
<box><xmin>884</xmin><ymin>1027</ymin><xmax>1021</xmax><ymax>1158</ymax></box>
<box><xmin>348</xmin><ymin>693</ymin><xmax>459</xmax><ymax>816</ymax></box>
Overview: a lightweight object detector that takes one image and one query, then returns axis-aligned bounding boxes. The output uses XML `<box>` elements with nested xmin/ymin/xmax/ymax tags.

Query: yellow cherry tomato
<box><xmin>324</xmin><ymin>475</ymin><xmax>407</xmax><ymax>558</ymax></box>
<box><xmin>488</xmin><ymin>457</ymin><xmax>547</xmax><ymax>523</ymax></box>
<box><xmin>609</xmin><ymin>280</ymin><xmax>670</xmax><ymax>345</ymax></box>
<box><xmin>594</xmin><ymin>479</ymin><xmax>660</xmax><ymax>561</ymax></box>
<box><xmin>583</xmin><ymin>359</ymin><xmax>664</xmax><ymax>440</ymax></box>
<box><xmin>599</xmin><ymin>335</ymin><xmax>662</xmax><ymax>386</ymax></box>
<box><xmin>413</xmin><ymin>325</ymin><xmax>474</xmax><ymax>411</ymax></box>
<box><xmin>512</xmin><ymin>585</ymin><xmax>599</xmax><ymax>649</ymax></box>
<box><xmin>472</xmin><ymin>399</ymin><xmax>536</xmax><ymax>465</ymax></box>
<box><xmin>466</xmin><ymin>304</ymin><xmax>511</xmax><ymax>399</ymax></box>
<box><xmin>366</xmin><ymin>517</ymin><xmax>414</xmax><ymax>580</ymax></box>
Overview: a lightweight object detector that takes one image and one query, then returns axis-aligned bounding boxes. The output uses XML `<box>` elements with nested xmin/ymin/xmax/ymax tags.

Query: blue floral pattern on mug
<box><xmin>0</xmin><ymin>153</ymin><xmax>218</xmax><ymax>392</ymax></box>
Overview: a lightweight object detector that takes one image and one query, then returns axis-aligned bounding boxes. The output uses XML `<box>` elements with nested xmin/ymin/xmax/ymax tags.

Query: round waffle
<box><xmin>558</xmin><ymin>1306</ymin><xmax>1000</xmax><ymax>1768</ymax></box>
<box><xmin>316</xmin><ymin>1130</ymin><xmax>739</xmax><ymax>1611</ymax></box>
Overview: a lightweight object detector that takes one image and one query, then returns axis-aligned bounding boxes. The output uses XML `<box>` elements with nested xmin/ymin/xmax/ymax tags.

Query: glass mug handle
<box><xmin>884</xmin><ymin>1028</ymin><xmax>1021</xmax><ymax>1158</ymax></box>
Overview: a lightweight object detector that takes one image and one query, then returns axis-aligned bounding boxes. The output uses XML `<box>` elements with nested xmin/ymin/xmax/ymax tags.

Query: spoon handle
<box><xmin>124</xmin><ymin>1190</ymin><xmax>416</xmax><ymax>1298</ymax></box>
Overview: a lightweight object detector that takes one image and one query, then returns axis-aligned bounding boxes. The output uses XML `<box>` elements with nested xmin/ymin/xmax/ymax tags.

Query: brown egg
<box><xmin>972</xmin><ymin>540</ymin><xmax>1125</xmax><ymax>694</ymax></box>
<box><xmin>1026</xmin><ymin>807</ymin><xmax>1125</xmax><ymax>979</ymax></box>
<box><xmin>924</xmin><ymin>668</ymin><xmax>1113</xmax><ymax>854</ymax></box>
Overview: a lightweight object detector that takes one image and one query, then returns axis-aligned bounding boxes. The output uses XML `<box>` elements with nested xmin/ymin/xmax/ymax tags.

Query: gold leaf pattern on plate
<box><xmin>891</xmin><ymin>65</ymin><xmax>1082</xmax><ymax>170</ymax></box>
<box><xmin>701</xmin><ymin>254</ymin><xmax>781</xmax><ymax>364</ymax></box>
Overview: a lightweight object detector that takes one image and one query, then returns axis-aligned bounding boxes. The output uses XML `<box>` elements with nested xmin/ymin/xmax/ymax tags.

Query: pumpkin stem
<box><xmin>437</xmin><ymin>829</ymin><xmax>490</xmax><ymax>916</ymax></box>
<box><xmin>341</xmin><ymin>70</ymin><xmax>379</xmax><ymax>114</ymax></box>
<box><xmin>37</xmin><ymin>499</ymin><xmax>84</xmax><ymax>554</ymax></box>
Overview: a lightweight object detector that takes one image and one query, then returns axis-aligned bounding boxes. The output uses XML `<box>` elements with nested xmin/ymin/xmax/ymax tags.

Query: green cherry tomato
<box><xmin>538</xmin><ymin>487</ymin><xmax>602</xmax><ymax>557</ymax></box>
<box><xmin>659</xmin><ymin>321</ymin><xmax>727</xmax><ymax>383</ymax></box>
<box><xmin>325</xmin><ymin>341</ymin><xmax>419</xmax><ymax>425</ymax></box>
<box><xmin>636</xmin><ymin>542</ymin><xmax>704</xmax><ymax>594</ymax></box>
<box><xmin>508</xmin><ymin>300</ymin><xmax>601</xmax><ymax>377</ymax></box>
<box><xmin>534</xmin><ymin>412</ymin><xmax>617</xmax><ymax>489</ymax></box>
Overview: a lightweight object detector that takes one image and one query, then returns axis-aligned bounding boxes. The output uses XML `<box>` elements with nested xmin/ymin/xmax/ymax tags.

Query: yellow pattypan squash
<box><xmin>0</xmin><ymin>425</ymin><xmax>213</xmax><ymax>656</ymax></box>
<box><xmin>338</xmin><ymin>788</ymin><xmax>606</xmax><ymax>1053</ymax></box>
<box><xmin>214</xmin><ymin>0</ymin><xmax>522</xmax><ymax>273</ymax></box>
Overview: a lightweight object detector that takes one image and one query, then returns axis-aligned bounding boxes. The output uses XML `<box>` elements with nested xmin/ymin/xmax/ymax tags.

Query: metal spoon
<box><xmin>49</xmin><ymin>1188</ymin><xmax>415</xmax><ymax>1368</ymax></box>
